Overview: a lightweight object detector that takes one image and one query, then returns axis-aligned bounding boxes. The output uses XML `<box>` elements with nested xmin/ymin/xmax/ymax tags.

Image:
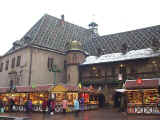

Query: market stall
<box><xmin>0</xmin><ymin>85</ymin><xmax>51</xmax><ymax>112</ymax></box>
<box><xmin>125</xmin><ymin>79</ymin><xmax>160</xmax><ymax>114</ymax></box>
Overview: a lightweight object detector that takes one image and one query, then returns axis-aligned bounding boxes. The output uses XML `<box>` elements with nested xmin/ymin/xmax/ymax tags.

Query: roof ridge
<box><xmin>44</xmin><ymin>14</ymin><xmax>88</xmax><ymax>31</ymax></box>
<box><xmin>100</xmin><ymin>24</ymin><xmax>160</xmax><ymax>38</ymax></box>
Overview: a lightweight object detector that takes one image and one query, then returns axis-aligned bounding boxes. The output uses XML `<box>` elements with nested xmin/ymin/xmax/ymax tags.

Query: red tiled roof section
<box><xmin>125</xmin><ymin>79</ymin><xmax>159</xmax><ymax>89</ymax></box>
<box><xmin>0</xmin><ymin>88</ymin><xmax>9</xmax><ymax>93</ymax></box>
<box><xmin>16</xmin><ymin>85</ymin><xmax>51</xmax><ymax>92</ymax></box>
<box><xmin>0</xmin><ymin>85</ymin><xmax>52</xmax><ymax>93</ymax></box>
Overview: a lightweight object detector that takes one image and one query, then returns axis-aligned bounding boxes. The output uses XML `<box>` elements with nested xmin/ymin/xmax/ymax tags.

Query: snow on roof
<box><xmin>82</xmin><ymin>56</ymin><xmax>98</xmax><ymax>64</ymax></box>
<box><xmin>82</xmin><ymin>48</ymin><xmax>160</xmax><ymax>65</ymax></box>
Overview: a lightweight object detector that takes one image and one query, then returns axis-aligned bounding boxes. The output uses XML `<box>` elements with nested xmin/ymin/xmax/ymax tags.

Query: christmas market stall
<box><xmin>0</xmin><ymin>85</ymin><xmax>51</xmax><ymax>112</ymax></box>
<box><xmin>125</xmin><ymin>79</ymin><xmax>160</xmax><ymax>114</ymax></box>
<box><xmin>50</xmin><ymin>84</ymin><xmax>99</xmax><ymax>113</ymax></box>
<box><xmin>50</xmin><ymin>85</ymin><xmax>67</xmax><ymax>113</ymax></box>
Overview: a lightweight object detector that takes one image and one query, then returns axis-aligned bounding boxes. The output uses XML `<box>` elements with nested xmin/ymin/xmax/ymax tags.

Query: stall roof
<box><xmin>0</xmin><ymin>85</ymin><xmax>52</xmax><ymax>93</ymax></box>
<box><xmin>124</xmin><ymin>79</ymin><xmax>160</xmax><ymax>89</ymax></box>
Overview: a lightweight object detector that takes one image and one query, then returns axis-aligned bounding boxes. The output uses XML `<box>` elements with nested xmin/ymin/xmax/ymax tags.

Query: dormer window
<box><xmin>121</xmin><ymin>43</ymin><xmax>128</xmax><ymax>54</ymax></box>
<box><xmin>151</xmin><ymin>37</ymin><xmax>160</xmax><ymax>51</ymax></box>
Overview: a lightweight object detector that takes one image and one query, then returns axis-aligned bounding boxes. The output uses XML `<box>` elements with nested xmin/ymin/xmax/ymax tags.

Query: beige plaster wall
<box><xmin>30</xmin><ymin>48</ymin><xmax>66</xmax><ymax>85</ymax></box>
<box><xmin>0</xmin><ymin>48</ymin><xmax>30</xmax><ymax>87</ymax></box>
<box><xmin>67</xmin><ymin>65</ymin><xmax>79</xmax><ymax>85</ymax></box>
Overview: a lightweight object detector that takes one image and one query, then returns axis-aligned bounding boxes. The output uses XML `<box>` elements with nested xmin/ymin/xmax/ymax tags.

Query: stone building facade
<box><xmin>1</xmin><ymin>14</ymin><xmax>160</xmax><ymax>100</ymax></box>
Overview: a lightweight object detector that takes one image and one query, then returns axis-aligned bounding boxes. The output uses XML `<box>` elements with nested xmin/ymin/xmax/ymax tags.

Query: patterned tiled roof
<box><xmin>5</xmin><ymin>14</ymin><xmax>94</xmax><ymax>55</ymax></box>
<box><xmin>94</xmin><ymin>25</ymin><xmax>160</xmax><ymax>54</ymax></box>
<box><xmin>4</xmin><ymin>14</ymin><xmax>160</xmax><ymax>56</ymax></box>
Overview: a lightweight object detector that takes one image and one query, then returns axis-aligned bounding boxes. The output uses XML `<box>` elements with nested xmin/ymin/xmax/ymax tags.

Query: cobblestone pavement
<box><xmin>0</xmin><ymin>109</ymin><xmax>160</xmax><ymax>120</ymax></box>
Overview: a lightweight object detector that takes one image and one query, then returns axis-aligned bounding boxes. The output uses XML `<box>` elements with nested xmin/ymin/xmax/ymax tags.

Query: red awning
<box><xmin>0</xmin><ymin>87</ymin><xmax>9</xmax><ymax>93</ymax></box>
<box><xmin>0</xmin><ymin>85</ymin><xmax>52</xmax><ymax>93</ymax></box>
<box><xmin>16</xmin><ymin>85</ymin><xmax>51</xmax><ymax>92</ymax></box>
<box><xmin>125</xmin><ymin>79</ymin><xmax>159</xmax><ymax>89</ymax></box>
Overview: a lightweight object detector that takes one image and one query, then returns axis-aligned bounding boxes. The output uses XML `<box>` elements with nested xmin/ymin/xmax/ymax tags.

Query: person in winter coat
<box><xmin>24</xmin><ymin>100</ymin><xmax>29</xmax><ymax>113</ymax></box>
<box><xmin>50</xmin><ymin>99</ymin><xmax>55</xmax><ymax>114</ymax></box>
<box><xmin>80</xmin><ymin>97</ymin><xmax>84</xmax><ymax>111</ymax></box>
<box><xmin>0</xmin><ymin>100</ymin><xmax>4</xmax><ymax>113</ymax></box>
<box><xmin>62</xmin><ymin>98</ymin><xmax>68</xmax><ymax>114</ymax></box>
<box><xmin>28</xmin><ymin>100</ymin><xmax>32</xmax><ymax>113</ymax></box>
<box><xmin>9</xmin><ymin>99</ymin><xmax>15</xmax><ymax>112</ymax></box>
<box><xmin>42</xmin><ymin>100</ymin><xmax>47</xmax><ymax>113</ymax></box>
<box><xmin>74</xmin><ymin>99</ymin><xmax>80</xmax><ymax>116</ymax></box>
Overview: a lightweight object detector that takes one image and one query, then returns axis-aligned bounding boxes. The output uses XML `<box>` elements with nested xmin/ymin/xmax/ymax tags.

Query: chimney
<box><xmin>61</xmin><ymin>14</ymin><xmax>64</xmax><ymax>24</ymax></box>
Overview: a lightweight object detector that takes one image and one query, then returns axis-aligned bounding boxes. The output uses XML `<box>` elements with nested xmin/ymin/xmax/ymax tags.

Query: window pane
<box><xmin>0</xmin><ymin>63</ymin><xmax>4</xmax><ymax>72</ymax></box>
<box><xmin>11</xmin><ymin>57</ymin><xmax>15</xmax><ymax>68</ymax></box>
<box><xmin>16</xmin><ymin>56</ymin><xmax>21</xmax><ymax>67</ymax></box>
<box><xmin>5</xmin><ymin>60</ymin><xmax>9</xmax><ymax>70</ymax></box>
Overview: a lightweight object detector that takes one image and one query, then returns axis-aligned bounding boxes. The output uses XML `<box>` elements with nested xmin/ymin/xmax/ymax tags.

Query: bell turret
<box><xmin>88</xmin><ymin>22</ymin><xmax>98</xmax><ymax>34</ymax></box>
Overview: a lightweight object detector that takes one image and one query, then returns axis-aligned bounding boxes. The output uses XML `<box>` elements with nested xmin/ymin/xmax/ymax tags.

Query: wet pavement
<box><xmin>0</xmin><ymin>108</ymin><xmax>160</xmax><ymax>120</ymax></box>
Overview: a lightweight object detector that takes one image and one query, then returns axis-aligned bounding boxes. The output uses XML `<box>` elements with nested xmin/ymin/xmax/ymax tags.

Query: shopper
<box><xmin>47</xmin><ymin>98</ymin><xmax>52</xmax><ymax>114</ymax></box>
<box><xmin>80</xmin><ymin>97</ymin><xmax>84</xmax><ymax>111</ymax></box>
<box><xmin>9</xmin><ymin>99</ymin><xmax>15</xmax><ymax>112</ymax></box>
<box><xmin>42</xmin><ymin>100</ymin><xmax>47</xmax><ymax>113</ymax></box>
<box><xmin>24</xmin><ymin>100</ymin><xmax>29</xmax><ymax>113</ymax></box>
<box><xmin>62</xmin><ymin>97</ymin><xmax>68</xmax><ymax>114</ymax></box>
<box><xmin>0</xmin><ymin>100</ymin><xmax>4</xmax><ymax>113</ymax></box>
<box><xmin>50</xmin><ymin>99</ymin><xmax>55</xmax><ymax>115</ymax></box>
<box><xmin>28</xmin><ymin>99</ymin><xmax>32</xmax><ymax>113</ymax></box>
<box><xmin>74</xmin><ymin>98</ymin><xmax>80</xmax><ymax>116</ymax></box>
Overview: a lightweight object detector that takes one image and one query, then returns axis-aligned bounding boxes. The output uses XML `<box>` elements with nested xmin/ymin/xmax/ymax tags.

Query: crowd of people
<box><xmin>0</xmin><ymin>95</ymin><xmax>99</xmax><ymax>116</ymax></box>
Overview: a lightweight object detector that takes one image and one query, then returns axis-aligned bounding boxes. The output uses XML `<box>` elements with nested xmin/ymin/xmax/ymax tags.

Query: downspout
<box><xmin>28</xmin><ymin>47</ymin><xmax>33</xmax><ymax>86</ymax></box>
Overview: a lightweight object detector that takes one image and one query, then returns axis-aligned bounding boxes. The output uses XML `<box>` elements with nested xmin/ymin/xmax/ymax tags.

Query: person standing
<box><xmin>28</xmin><ymin>99</ymin><xmax>32</xmax><ymax>113</ymax></box>
<box><xmin>42</xmin><ymin>100</ymin><xmax>47</xmax><ymax>113</ymax></box>
<box><xmin>74</xmin><ymin>98</ymin><xmax>80</xmax><ymax>117</ymax></box>
<box><xmin>9</xmin><ymin>99</ymin><xmax>15</xmax><ymax>112</ymax></box>
<box><xmin>50</xmin><ymin>99</ymin><xmax>55</xmax><ymax>115</ymax></box>
<box><xmin>0</xmin><ymin>100</ymin><xmax>4</xmax><ymax>113</ymax></box>
<box><xmin>62</xmin><ymin>98</ymin><xmax>68</xmax><ymax>114</ymax></box>
<box><xmin>24</xmin><ymin>100</ymin><xmax>29</xmax><ymax>113</ymax></box>
<box><xmin>80</xmin><ymin>97</ymin><xmax>84</xmax><ymax>111</ymax></box>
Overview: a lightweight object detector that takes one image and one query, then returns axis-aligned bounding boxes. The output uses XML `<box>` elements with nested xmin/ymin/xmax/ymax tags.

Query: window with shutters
<box><xmin>0</xmin><ymin>63</ymin><xmax>4</xmax><ymax>72</ymax></box>
<box><xmin>5</xmin><ymin>60</ymin><xmax>9</xmax><ymax>71</ymax></box>
<box><xmin>11</xmin><ymin>57</ymin><xmax>15</xmax><ymax>68</ymax></box>
<box><xmin>16</xmin><ymin>56</ymin><xmax>21</xmax><ymax>67</ymax></box>
<box><xmin>48</xmin><ymin>58</ymin><xmax>54</xmax><ymax>70</ymax></box>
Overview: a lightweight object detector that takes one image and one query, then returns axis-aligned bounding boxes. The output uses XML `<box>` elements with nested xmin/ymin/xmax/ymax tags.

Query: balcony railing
<box><xmin>81</xmin><ymin>71</ymin><xmax>160</xmax><ymax>85</ymax></box>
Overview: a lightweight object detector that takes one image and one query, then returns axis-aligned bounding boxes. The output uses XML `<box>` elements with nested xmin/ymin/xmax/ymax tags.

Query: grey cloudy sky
<box><xmin>0</xmin><ymin>0</ymin><xmax>160</xmax><ymax>55</ymax></box>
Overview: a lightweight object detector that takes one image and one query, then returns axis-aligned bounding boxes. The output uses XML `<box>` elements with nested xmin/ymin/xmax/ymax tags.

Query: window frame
<box><xmin>0</xmin><ymin>62</ymin><xmax>4</xmax><ymax>72</ymax></box>
<box><xmin>5</xmin><ymin>60</ymin><xmax>9</xmax><ymax>71</ymax></box>
<box><xmin>16</xmin><ymin>56</ymin><xmax>21</xmax><ymax>67</ymax></box>
<box><xmin>11</xmin><ymin>57</ymin><xmax>15</xmax><ymax>68</ymax></box>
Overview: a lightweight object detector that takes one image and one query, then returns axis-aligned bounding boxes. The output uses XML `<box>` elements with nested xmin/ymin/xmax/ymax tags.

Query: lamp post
<box><xmin>49</xmin><ymin>64</ymin><xmax>61</xmax><ymax>85</ymax></box>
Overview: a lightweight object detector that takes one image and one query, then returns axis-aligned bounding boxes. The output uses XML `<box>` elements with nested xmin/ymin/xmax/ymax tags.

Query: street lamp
<box><xmin>49</xmin><ymin>64</ymin><xmax>61</xmax><ymax>85</ymax></box>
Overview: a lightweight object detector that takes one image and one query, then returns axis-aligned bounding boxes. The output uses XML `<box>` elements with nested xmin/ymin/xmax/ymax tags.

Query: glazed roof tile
<box><xmin>4</xmin><ymin>14</ymin><xmax>160</xmax><ymax>56</ymax></box>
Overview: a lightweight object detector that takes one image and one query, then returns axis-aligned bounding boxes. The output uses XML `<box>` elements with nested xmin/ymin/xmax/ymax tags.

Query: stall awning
<box><xmin>16</xmin><ymin>85</ymin><xmax>52</xmax><ymax>92</ymax></box>
<box><xmin>0</xmin><ymin>87</ymin><xmax>9</xmax><ymax>93</ymax></box>
<box><xmin>0</xmin><ymin>85</ymin><xmax>52</xmax><ymax>93</ymax></box>
<box><xmin>124</xmin><ymin>79</ymin><xmax>160</xmax><ymax>89</ymax></box>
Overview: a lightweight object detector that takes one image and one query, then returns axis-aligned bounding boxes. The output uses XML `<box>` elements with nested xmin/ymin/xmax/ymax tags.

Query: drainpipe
<box><xmin>28</xmin><ymin>47</ymin><xmax>33</xmax><ymax>86</ymax></box>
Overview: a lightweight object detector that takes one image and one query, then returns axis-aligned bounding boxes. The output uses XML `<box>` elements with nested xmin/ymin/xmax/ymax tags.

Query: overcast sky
<box><xmin>0</xmin><ymin>0</ymin><xmax>160</xmax><ymax>55</ymax></box>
